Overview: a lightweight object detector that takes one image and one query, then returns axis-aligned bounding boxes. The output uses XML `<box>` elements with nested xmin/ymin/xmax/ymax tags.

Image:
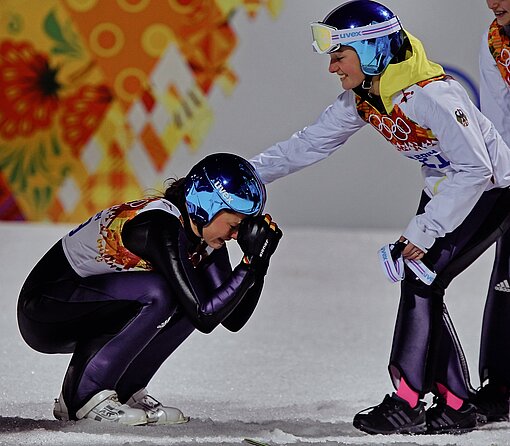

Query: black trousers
<box><xmin>389</xmin><ymin>187</ymin><xmax>510</xmax><ymax>399</ymax></box>
<box><xmin>18</xmin><ymin>242</ymin><xmax>195</xmax><ymax>419</ymax></box>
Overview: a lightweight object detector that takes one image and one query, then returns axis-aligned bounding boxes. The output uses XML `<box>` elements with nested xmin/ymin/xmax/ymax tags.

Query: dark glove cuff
<box><xmin>242</xmin><ymin>255</ymin><xmax>269</xmax><ymax>278</ymax></box>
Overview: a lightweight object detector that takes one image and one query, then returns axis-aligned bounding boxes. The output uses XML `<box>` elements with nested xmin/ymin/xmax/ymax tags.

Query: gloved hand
<box><xmin>237</xmin><ymin>214</ymin><xmax>283</xmax><ymax>276</ymax></box>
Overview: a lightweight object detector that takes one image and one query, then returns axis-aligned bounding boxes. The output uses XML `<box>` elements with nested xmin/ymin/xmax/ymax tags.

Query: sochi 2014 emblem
<box><xmin>454</xmin><ymin>108</ymin><xmax>469</xmax><ymax>127</ymax></box>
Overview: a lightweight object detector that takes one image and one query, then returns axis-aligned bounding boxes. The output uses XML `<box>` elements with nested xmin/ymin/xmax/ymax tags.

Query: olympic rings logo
<box><xmin>498</xmin><ymin>48</ymin><xmax>510</xmax><ymax>74</ymax></box>
<box><xmin>368</xmin><ymin>114</ymin><xmax>412</xmax><ymax>141</ymax></box>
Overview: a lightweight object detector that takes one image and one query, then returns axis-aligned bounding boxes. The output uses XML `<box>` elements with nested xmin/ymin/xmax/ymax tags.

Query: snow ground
<box><xmin>1</xmin><ymin>222</ymin><xmax>509</xmax><ymax>446</ymax></box>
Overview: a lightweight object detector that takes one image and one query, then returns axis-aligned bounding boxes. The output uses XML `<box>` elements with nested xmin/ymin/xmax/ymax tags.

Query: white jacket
<box><xmin>251</xmin><ymin>45</ymin><xmax>510</xmax><ymax>251</ymax></box>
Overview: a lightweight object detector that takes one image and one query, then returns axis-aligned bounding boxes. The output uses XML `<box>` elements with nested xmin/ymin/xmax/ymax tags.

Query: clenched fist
<box><xmin>237</xmin><ymin>214</ymin><xmax>283</xmax><ymax>276</ymax></box>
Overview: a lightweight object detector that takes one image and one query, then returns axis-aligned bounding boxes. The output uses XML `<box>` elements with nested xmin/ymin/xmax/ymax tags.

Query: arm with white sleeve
<box><xmin>250</xmin><ymin>90</ymin><xmax>367</xmax><ymax>184</ymax></box>
<box><xmin>403</xmin><ymin>80</ymin><xmax>497</xmax><ymax>251</ymax></box>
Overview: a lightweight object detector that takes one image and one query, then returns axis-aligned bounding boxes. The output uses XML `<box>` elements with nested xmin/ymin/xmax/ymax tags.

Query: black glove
<box><xmin>237</xmin><ymin>214</ymin><xmax>283</xmax><ymax>276</ymax></box>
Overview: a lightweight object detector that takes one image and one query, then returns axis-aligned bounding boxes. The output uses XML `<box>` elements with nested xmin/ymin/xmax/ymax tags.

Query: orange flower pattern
<box><xmin>0</xmin><ymin>40</ymin><xmax>60</xmax><ymax>139</ymax></box>
<box><xmin>61</xmin><ymin>84</ymin><xmax>113</xmax><ymax>156</ymax></box>
<box><xmin>355</xmin><ymin>77</ymin><xmax>443</xmax><ymax>153</ymax></box>
<box><xmin>97</xmin><ymin>200</ymin><xmax>153</xmax><ymax>272</ymax></box>
<box><xmin>0</xmin><ymin>0</ymin><xmax>284</xmax><ymax>222</ymax></box>
<box><xmin>488</xmin><ymin>19</ymin><xmax>510</xmax><ymax>86</ymax></box>
<box><xmin>356</xmin><ymin>100</ymin><xmax>437</xmax><ymax>153</ymax></box>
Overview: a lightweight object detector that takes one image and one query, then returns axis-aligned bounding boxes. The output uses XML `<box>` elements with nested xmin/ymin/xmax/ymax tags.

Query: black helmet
<box><xmin>184</xmin><ymin>153</ymin><xmax>266</xmax><ymax>229</ymax></box>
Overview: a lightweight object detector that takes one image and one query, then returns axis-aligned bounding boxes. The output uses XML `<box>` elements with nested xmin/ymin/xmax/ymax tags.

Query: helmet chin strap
<box><xmin>361</xmin><ymin>75</ymin><xmax>373</xmax><ymax>90</ymax></box>
<box><xmin>187</xmin><ymin>215</ymin><xmax>204</xmax><ymax>241</ymax></box>
<box><xmin>196</xmin><ymin>222</ymin><xmax>204</xmax><ymax>237</ymax></box>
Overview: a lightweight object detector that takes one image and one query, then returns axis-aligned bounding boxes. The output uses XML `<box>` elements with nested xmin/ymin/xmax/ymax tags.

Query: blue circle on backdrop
<box><xmin>441</xmin><ymin>64</ymin><xmax>480</xmax><ymax>109</ymax></box>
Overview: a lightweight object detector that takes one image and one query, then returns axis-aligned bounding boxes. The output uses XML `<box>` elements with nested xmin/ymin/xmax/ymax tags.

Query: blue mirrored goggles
<box><xmin>203</xmin><ymin>170</ymin><xmax>266</xmax><ymax>217</ymax></box>
<box><xmin>186</xmin><ymin>169</ymin><xmax>266</xmax><ymax>225</ymax></box>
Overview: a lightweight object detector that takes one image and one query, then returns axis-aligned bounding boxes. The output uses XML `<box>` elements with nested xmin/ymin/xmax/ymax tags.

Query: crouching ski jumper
<box><xmin>17</xmin><ymin>153</ymin><xmax>282</xmax><ymax>426</ymax></box>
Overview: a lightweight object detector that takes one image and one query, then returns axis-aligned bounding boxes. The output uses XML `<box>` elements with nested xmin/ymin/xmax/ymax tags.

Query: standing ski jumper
<box><xmin>250</xmin><ymin>0</ymin><xmax>510</xmax><ymax>435</ymax></box>
<box><xmin>476</xmin><ymin>15</ymin><xmax>510</xmax><ymax>417</ymax></box>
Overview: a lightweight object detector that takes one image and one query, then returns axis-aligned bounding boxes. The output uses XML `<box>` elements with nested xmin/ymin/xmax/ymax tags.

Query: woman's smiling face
<box><xmin>328</xmin><ymin>46</ymin><xmax>365</xmax><ymax>90</ymax></box>
<box><xmin>487</xmin><ymin>0</ymin><xmax>510</xmax><ymax>26</ymax></box>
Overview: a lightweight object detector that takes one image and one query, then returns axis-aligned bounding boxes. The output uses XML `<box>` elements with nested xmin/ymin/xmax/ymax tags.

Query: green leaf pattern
<box><xmin>44</xmin><ymin>9</ymin><xmax>82</xmax><ymax>59</ymax></box>
<box><xmin>0</xmin><ymin>135</ymin><xmax>69</xmax><ymax>212</ymax></box>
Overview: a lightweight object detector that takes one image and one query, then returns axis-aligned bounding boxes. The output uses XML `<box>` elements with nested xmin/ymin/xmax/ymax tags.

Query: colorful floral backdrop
<box><xmin>0</xmin><ymin>0</ymin><xmax>283</xmax><ymax>222</ymax></box>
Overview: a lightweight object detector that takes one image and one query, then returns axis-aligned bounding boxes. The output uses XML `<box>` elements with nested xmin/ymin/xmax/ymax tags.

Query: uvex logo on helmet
<box><xmin>213</xmin><ymin>180</ymin><xmax>234</xmax><ymax>204</ymax></box>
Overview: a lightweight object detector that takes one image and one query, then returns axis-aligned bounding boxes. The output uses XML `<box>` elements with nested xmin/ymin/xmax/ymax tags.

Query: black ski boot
<box><xmin>426</xmin><ymin>396</ymin><xmax>478</xmax><ymax>434</ymax></box>
<box><xmin>471</xmin><ymin>383</ymin><xmax>509</xmax><ymax>424</ymax></box>
<box><xmin>353</xmin><ymin>393</ymin><xmax>427</xmax><ymax>435</ymax></box>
